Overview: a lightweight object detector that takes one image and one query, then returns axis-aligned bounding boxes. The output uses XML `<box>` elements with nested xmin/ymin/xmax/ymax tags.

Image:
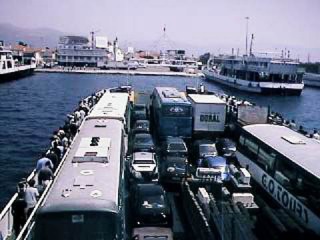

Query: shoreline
<box><xmin>35</xmin><ymin>68</ymin><xmax>204</xmax><ymax>77</ymax></box>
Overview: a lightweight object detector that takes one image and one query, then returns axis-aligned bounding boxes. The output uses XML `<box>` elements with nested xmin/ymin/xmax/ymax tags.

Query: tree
<box><xmin>199</xmin><ymin>52</ymin><xmax>210</xmax><ymax>65</ymax></box>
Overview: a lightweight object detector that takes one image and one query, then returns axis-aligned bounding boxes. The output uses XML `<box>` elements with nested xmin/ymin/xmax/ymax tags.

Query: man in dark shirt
<box><xmin>38</xmin><ymin>162</ymin><xmax>53</xmax><ymax>184</ymax></box>
<box><xmin>12</xmin><ymin>192</ymin><xmax>27</xmax><ymax>236</ymax></box>
<box><xmin>46</xmin><ymin>150</ymin><xmax>59</xmax><ymax>170</ymax></box>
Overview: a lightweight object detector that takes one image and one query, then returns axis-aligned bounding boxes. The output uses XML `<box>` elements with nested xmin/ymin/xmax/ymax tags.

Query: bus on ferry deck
<box><xmin>151</xmin><ymin>87</ymin><xmax>192</xmax><ymax>139</ymax></box>
<box><xmin>236</xmin><ymin>124</ymin><xmax>320</xmax><ymax>235</ymax></box>
<box><xmin>32</xmin><ymin>91</ymin><xmax>130</xmax><ymax>240</ymax></box>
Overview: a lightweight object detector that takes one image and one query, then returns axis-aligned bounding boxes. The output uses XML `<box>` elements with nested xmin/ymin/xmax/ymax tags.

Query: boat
<box><xmin>0</xmin><ymin>47</ymin><xmax>36</xmax><ymax>82</ymax></box>
<box><xmin>303</xmin><ymin>72</ymin><xmax>320</xmax><ymax>87</ymax></box>
<box><xmin>203</xmin><ymin>54</ymin><xmax>305</xmax><ymax>95</ymax></box>
<box><xmin>0</xmin><ymin>85</ymin><xmax>319</xmax><ymax>240</ymax></box>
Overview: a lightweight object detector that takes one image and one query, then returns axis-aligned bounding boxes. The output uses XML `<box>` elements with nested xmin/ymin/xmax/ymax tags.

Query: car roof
<box><xmin>135</xmin><ymin>120</ymin><xmax>150</xmax><ymax>124</ymax></box>
<box><xmin>164</xmin><ymin>156</ymin><xmax>187</xmax><ymax>161</ymax></box>
<box><xmin>133</xmin><ymin>152</ymin><xmax>155</xmax><ymax>160</ymax></box>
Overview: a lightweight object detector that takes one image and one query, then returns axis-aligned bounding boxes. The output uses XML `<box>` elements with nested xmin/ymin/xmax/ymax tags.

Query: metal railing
<box><xmin>0</xmin><ymin>172</ymin><xmax>35</xmax><ymax>240</ymax></box>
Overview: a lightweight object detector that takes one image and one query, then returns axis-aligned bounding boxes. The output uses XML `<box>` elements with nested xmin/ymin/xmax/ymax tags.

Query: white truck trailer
<box><xmin>188</xmin><ymin>94</ymin><xmax>226</xmax><ymax>134</ymax></box>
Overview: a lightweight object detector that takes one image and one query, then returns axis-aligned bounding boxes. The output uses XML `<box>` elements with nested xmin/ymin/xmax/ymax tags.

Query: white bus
<box><xmin>236</xmin><ymin>124</ymin><xmax>320</xmax><ymax>235</ymax></box>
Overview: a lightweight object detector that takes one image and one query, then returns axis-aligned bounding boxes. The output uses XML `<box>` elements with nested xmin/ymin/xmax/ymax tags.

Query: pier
<box><xmin>35</xmin><ymin>67</ymin><xmax>204</xmax><ymax>77</ymax></box>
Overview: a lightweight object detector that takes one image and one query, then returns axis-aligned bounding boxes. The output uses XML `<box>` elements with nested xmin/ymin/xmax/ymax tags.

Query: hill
<box><xmin>0</xmin><ymin>23</ymin><xmax>66</xmax><ymax>48</ymax></box>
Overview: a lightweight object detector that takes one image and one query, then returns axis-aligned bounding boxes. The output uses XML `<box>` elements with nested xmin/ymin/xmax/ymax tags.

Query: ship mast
<box><xmin>249</xmin><ymin>34</ymin><xmax>254</xmax><ymax>56</ymax></box>
<box><xmin>245</xmin><ymin>17</ymin><xmax>249</xmax><ymax>56</ymax></box>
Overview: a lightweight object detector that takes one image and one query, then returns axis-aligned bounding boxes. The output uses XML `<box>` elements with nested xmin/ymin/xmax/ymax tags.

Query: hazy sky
<box><xmin>1</xmin><ymin>0</ymin><xmax>320</xmax><ymax>60</ymax></box>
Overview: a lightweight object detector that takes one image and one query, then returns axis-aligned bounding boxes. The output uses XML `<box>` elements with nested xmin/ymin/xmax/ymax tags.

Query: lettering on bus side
<box><xmin>200</xmin><ymin>113</ymin><xmax>220</xmax><ymax>122</ymax></box>
<box><xmin>261</xmin><ymin>173</ymin><xmax>309</xmax><ymax>224</ymax></box>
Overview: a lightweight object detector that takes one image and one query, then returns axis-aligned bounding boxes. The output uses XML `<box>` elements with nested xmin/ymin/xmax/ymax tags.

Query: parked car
<box><xmin>132</xmin><ymin>120</ymin><xmax>150</xmax><ymax>135</ymax></box>
<box><xmin>191</xmin><ymin>140</ymin><xmax>217</xmax><ymax>165</ymax></box>
<box><xmin>198</xmin><ymin>155</ymin><xmax>229</xmax><ymax>181</ymax></box>
<box><xmin>131</xmin><ymin>184</ymin><xmax>172</xmax><ymax>227</ymax></box>
<box><xmin>133</xmin><ymin>104</ymin><xmax>148</xmax><ymax>122</ymax></box>
<box><xmin>215</xmin><ymin>138</ymin><xmax>236</xmax><ymax>158</ymax></box>
<box><xmin>160</xmin><ymin>155</ymin><xmax>187</xmax><ymax>183</ymax></box>
<box><xmin>132</xmin><ymin>133</ymin><xmax>155</xmax><ymax>153</ymax></box>
<box><xmin>130</xmin><ymin>152</ymin><xmax>158</xmax><ymax>182</ymax></box>
<box><xmin>199</xmin><ymin>142</ymin><xmax>218</xmax><ymax>158</ymax></box>
<box><xmin>161</xmin><ymin>137</ymin><xmax>188</xmax><ymax>158</ymax></box>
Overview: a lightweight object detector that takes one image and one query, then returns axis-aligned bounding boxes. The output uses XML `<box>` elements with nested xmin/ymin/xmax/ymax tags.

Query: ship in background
<box><xmin>203</xmin><ymin>18</ymin><xmax>305</xmax><ymax>96</ymax></box>
<box><xmin>0</xmin><ymin>42</ymin><xmax>36</xmax><ymax>82</ymax></box>
<box><xmin>203</xmin><ymin>52</ymin><xmax>305</xmax><ymax>95</ymax></box>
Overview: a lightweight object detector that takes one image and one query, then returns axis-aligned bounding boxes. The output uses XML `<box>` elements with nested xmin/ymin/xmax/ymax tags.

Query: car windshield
<box><xmin>134</xmin><ymin>105</ymin><xmax>146</xmax><ymax>111</ymax></box>
<box><xmin>219</xmin><ymin>139</ymin><xmax>236</xmax><ymax>149</ymax></box>
<box><xmin>166</xmin><ymin>161</ymin><xmax>186</xmax><ymax>170</ymax></box>
<box><xmin>140</xmin><ymin>187</ymin><xmax>165</xmax><ymax>209</ymax></box>
<box><xmin>200</xmin><ymin>145</ymin><xmax>217</xmax><ymax>155</ymax></box>
<box><xmin>133</xmin><ymin>160</ymin><xmax>155</xmax><ymax>164</ymax></box>
<box><xmin>169</xmin><ymin>143</ymin><xmax>186</xmax><ymax>151</ymax></box>
<box><xmin>135</xmin><ymin>135</ymin><xmax>153</xmax><ymax>144</ymax></box>
<box><xmin>135</xmin><ymin>121</ymin><xmax>149</xmax><ymax>129</ymax></box>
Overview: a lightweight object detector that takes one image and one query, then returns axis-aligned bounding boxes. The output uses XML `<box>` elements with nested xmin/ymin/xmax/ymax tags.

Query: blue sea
<box><xmin>0</xmin><ymin>72</ymin><xmax>319</xmax><ymax>208</ymax></box>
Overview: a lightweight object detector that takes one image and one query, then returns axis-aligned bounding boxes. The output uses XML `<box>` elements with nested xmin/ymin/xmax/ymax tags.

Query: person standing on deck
<box><xmin>38</xmin><ymin>161</ymin><xmax>54</xmax><ymax>185</ymax></box>
<box><xmin>12</xmin><ymin>192</ymin><xmax>27</xmax><ymax>237</ymax></box>
<box><xmin>24</xmin><ymin>179</ymin><xmax>39</xmax><ymax>216</ymax></box>
<box><xmin>36</xmin><ymin>153</ymin><xmax>53</xmax><ymax>172</ymax></box>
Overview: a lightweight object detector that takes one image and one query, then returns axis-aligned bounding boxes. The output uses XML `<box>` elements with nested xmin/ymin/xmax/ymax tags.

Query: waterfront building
<box><xmin>57</xmin><ymin>36</ymin><xmax>107</xmax><ymax>67</ymax></box>
<box><xmin>11</xmin><ymin>45</ymin><xmax>43</xmax><ymax>65</ymax></box>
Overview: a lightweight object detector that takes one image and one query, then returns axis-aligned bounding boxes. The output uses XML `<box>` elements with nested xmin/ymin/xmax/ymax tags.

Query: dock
<box><xmin>35</xmin><ymin>67</ymin><xmax>204</xmax><ymax>78</ymax></box>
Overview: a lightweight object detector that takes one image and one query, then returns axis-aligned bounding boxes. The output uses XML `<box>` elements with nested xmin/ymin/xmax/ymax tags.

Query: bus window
<box><xmin>244</xmin><ymin>138</ymin><xmax>259</xmax><ymax>157</ymax></box>
<box><xmin>256</xmin><ymin>147</ymin><xmax>276</xmax><ymax>173</ymax></box>
<box><xmin>296</xmin><ymin>172</ymin><xmax>320</xmax><ymax>216</ymax></box>
<box><xmin>275</xmin><ymin>159</ymin><xmax>297</xmax><ymax>192</ymax></box>
<box><xmin>239</xmin><ymin>135</ymin><xmax>245</xmax><ymax>146</ymax></box>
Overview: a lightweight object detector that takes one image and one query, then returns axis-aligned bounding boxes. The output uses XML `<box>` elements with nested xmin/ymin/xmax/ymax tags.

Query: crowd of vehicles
<box><xmin>0</xmin><ymin>85</ymin><xmax>319</xmax><ymax>240</ymax></box>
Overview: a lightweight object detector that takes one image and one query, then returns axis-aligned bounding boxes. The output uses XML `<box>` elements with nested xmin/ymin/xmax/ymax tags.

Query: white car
<box><xmin>131</xmin><ymin>152</ymin><xmax>158</xmax><ymax>181</ymax></box>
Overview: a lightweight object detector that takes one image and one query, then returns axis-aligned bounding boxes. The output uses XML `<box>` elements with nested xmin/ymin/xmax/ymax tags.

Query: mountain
<box><xmin>0</xmin><ymin>23</ymin><xmax>66</xmax><ymax>48</ymax></box>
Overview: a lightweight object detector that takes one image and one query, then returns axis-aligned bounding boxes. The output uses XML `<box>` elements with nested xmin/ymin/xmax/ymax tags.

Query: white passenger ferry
<box><xmin>203</xmin><ymin>55</ymin><xmax>305</xmax><ymax>95</ymax></box>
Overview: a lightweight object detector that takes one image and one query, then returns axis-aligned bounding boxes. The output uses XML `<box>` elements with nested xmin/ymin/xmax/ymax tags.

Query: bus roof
<box><xmin>88</xmin><ymin>92</ymin><xmax>129</xmax><ymax>120</ymax></box>
<box><xmin>154</xmin><ymin>87</ymin><xmax>191</xmax><ymax>105</ymax></box>
<box><xmin>39</xmin><ymin>119</ymin><xmax>123</xmax><ymax>214</ymax></box>
<box><xmin>243</xmin><ymin>124</ymin><xmax>320</xmax><ymax>178</ymax></box>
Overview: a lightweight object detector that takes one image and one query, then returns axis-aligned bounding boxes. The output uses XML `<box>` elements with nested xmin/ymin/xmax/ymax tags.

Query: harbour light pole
<box><xmin>245</xmin><ymin>17</ymin><xmax>249</xmax><ymax>56</ymax></box>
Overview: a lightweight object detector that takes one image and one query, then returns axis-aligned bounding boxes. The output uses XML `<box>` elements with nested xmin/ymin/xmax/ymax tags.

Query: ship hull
<box><xmin>0</xmin><ymin>65</ymin><xmax>35</xmax><ymax>82</ymax></box>
<box><xmin>203</xmin><ymin>70</ymin><xmax>304</xmax><ymax>96</ymax></box>
<box><xmin>303</xmin><ymin>73</ymin><xmax>320</xmax><ymax>88</ymax></box>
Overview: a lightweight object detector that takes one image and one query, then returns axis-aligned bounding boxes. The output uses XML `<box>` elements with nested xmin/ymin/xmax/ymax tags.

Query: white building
<box><xmin>57</xmin><ymin>36</ymin><xmax>107</xmax><ymax>67</ymax></box>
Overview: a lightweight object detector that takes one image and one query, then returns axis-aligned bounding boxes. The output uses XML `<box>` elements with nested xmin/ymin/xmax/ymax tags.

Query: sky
<box><xmin>0</xmin><ymin>0</ymin><xmax>320</xmax><ymax>61</ymax></box>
